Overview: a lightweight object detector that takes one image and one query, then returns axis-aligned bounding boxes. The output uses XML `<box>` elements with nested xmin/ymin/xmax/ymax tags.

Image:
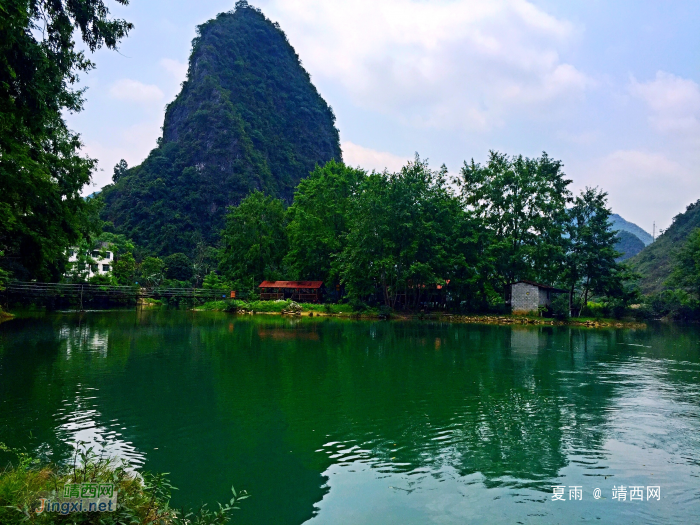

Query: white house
<box><xmin>67</xmin><ymin>243</ymin><xmax>113</xmax><ymax>279</ymax></box>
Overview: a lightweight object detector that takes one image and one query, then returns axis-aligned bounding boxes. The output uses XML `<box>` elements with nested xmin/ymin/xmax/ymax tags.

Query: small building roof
<box><xmin>511</xmin><ymin>280</ymin><xmax>567</xmax><ymax>293</ymax></box>
<box><xmin>259</xmin><ymin>280</ymin><xmax>323</xmax><ymax>289</ymax></box>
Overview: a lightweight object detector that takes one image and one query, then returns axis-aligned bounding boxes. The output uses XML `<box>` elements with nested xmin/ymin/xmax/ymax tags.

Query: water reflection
<box><xmin>0</xmin><ymin>313</ymin><xmax>699</xmax><ymax>524</ymax></box>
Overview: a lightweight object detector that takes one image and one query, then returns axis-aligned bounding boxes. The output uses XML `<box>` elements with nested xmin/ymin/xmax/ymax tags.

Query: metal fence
<box><xmin>3</xmin><ymin>281</ymin><xmax>234</xmax><ymax>300</ymax></box>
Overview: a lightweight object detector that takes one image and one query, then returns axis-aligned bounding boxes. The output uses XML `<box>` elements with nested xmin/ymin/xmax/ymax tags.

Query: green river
<box><xmin>1</xmin><ymin>310</ymin><xmax>699</xmax><ymax>524</ymax></box>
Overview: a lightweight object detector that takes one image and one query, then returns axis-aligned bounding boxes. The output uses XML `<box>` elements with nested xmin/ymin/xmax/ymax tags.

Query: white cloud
<box><xmin>264</xmin><ymin>0</ymin><xmax>592</xmax><ymax>131</ymax></box>
<box><xmin>578</xmin><ymin>149</ymin><xmax>699</xmax><ymax>230</ymax></box>
<box><xmin>81</xmin><ymin>120</ymin><xmax>163</xmax><ymax>193</ymax></box>
<box><xmin>629</xmin><ymin>71</ymin><xmax>700</xmax><ymax>134</ymax></box>
<box><xmin>342</xmin><ymin>141</ymin><xmax>409</xmax><ymax>172</ymax></box>
<box><xmin>109</xmin><ymin>79</ymin><xmax>164</xmax><ymax>104</ymax></box>
<box><xmin>160</xmin><ymin>58</ymin><xmax>188</xmax><ymax>83</ymax></box>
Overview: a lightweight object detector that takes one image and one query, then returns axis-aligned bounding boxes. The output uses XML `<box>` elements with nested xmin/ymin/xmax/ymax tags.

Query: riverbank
<box><xmin>196</xmin><ymin>299</ymin><xmax>646</xmax><ymax>328</ymax></box>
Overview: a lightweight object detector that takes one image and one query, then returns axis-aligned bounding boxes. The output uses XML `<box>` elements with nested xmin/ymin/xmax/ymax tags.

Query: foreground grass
<box><xmin>0</xmin><ymin>443</ymin><xmax>247</xmax><ymax>525</ymax></box>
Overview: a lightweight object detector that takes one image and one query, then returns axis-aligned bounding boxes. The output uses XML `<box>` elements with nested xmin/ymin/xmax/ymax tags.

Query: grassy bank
<box><xmin>196</xmin><ymin>300</ymin><xmax>645</xmax><ymax>327</ymax></box>
<box><xmin>198</xmin><ymin>299</ymin><xmax>361</xmax><ymax>316</ymax></box>
<box><xmin>0</xmin><ymin>443</ymin><xmax>247</xmax><ymax>525</ymax></box>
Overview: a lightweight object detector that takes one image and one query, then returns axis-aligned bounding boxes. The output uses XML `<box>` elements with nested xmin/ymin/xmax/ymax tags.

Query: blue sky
<box><xmin>67</xmin><ymin>0</ymin><xmax>700</xmax><ymax>232</ymax></box>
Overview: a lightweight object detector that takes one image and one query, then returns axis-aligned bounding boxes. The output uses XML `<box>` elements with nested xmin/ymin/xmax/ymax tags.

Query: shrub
<box><xmin>0</xmin><ymin>443</ymin><xmax>247</xmax><ymax>525</ymax></box>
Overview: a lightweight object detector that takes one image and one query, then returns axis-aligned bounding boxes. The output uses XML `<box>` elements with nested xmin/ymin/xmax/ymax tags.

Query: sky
<box><xmin>67</xmin><ymin>0</ymin><xmax>700</xmax><ymax>233</ymax></box>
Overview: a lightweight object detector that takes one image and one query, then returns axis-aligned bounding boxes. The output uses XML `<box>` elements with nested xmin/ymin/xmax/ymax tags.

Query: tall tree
<box><xmin>284</xmin><ymin>160</ymin><xmax>365</xmax><ymax>285</ymax></box>
<box><xmin>457</xmin><ymin>151</ymin><xmax>571</xmax><ymax>289</ymax></box>
<box><xmin>219</xmin><ymin>191</ymin><xmax>288</xmax><ymax>288</ymax></box>
<box><xmin>112</xmin><ymin>159</ymin><xmax>128</xmax><ymax>183</ymax></box>
<box><xmin>340</xmin><ymin>157</ymin><xmax>467</xmax><ymax>307</ymax></box>
<box><xmin>563</xmin><ymin>187</ymin><xmax>626</xmax><ymax>315</ymax></box>
<box><xmin>0</xmin><ymin>0</ymin><xmax>132</xmax><ymax>281</ymax></box>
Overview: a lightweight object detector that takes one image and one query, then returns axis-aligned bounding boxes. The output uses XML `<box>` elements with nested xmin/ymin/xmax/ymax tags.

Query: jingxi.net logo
<box><xmin>35</xmin><ymin>483</ymin><xmax>118</xmax><ymax>515</ymax></box>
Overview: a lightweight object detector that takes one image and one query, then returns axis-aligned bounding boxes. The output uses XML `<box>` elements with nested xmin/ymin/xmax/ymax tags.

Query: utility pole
<box><xmin>653</xmin><ymin>221</ymin><xmax>655</xmax><ymax>242</ymax></box>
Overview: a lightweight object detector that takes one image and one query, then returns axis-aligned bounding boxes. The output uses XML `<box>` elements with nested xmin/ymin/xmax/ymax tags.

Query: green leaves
<box><xmin>458</xmin><ymin>151</ymin><xmax>572</xmax><ymax>287</ymax></box>
<box><xmin>220</xmin><ymin>191</ymin><xmax>287</xmax><ymax>287</ymax></box>
<box><xmin>339</xmin><ymin>156</ymin><xmax>471</xmax><ymax>307</ymax></box>
<box><xmin>0</xmin><ymin>1</ymin><xmax>131</xmax><ymax>281</ymax></box>
<box><xmin>671</xmin><ymin>227</ymin><xmax>700</xmax><ymax>298</ymax></box>
<box><xmin>285</xmin><ymin>160</ymin><xmax>365</xmax><ymax>284</ymax></box>
<box><xmin>563</xmin><ymin>187</ymin><xmax>633</xmax><ymax>316</ymax></box>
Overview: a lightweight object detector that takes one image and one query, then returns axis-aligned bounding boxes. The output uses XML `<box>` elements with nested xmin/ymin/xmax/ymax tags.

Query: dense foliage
<box><xmin>562</xmin><ymin>187</ymin><xmax>632</xmax><ymax>316</ymax></box>
<box><xmin>629</xmin><ymin>199</ymin><xmax>700</xmax><ymax>293</ymax></box>
<box><xmin>101</xmin><ymin>1</ymin><xmax>341</xmax><ymax>256</ymax></box>
<box><xmin>458</xmin><ymin>152</ymin><xmax>572</xmax><ymax>288</ymax></box>
<box><xmin>340</xmin><ymin>157</ymin><xmax>475</xmax><ymax>308</ymax></box>
<box><xmin>220</xmin><ymin>191</ymin><xmax>287</xmax><ymax>289</ymax></box>
<box><xmin>284</xmin><ymin>160</ymin><xmax>365</xmax><ymax>286</ymax></box>
<box><xmin>219</xmin><ymin>153</ymin><xmax>631</xmax><ymax>315</ymax></box>
<box><xmin>0</xmin><ymin>0</ymin><xmax>131</xmax><ymax>281</ymax></box>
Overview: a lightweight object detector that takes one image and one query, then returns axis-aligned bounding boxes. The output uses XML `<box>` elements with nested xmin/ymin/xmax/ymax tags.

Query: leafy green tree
<box><xmin>219</xmin><ymin>191</ymin><xmax>288</xmax><ymax>288</ymax></box>
<box><xmin>0</xmin><ymin>252</ymin><xmax>10</xmax><ymax>290</ymax></box>
<box><xmin>202</xmin><ymin>271</ymin><xmax>233</xmax><ymax>291</ymax></box>
<box><xmin>457</xmin><ymin>151</ymin><xmax>571</xmax><ymax>290</ymax></box>
<box><xmin>284</xmin><ymin>160</ymin><xmax>366</xmax><ymax>285</ymax></box>
<box><xmin>0</xmin><ymin>1</ymin><xmax>132</xmax><ymax>281</ymax></box>
<box><xmin>112</xmin><ymin>252</ymin><xmax>136</xmax><ymax>286</ymax></box>
<box><xmin>164</xmin><ymin>253</ymin><xmax>193</xmax><ymax>282</ymax></box>
<box><xmin>112</xmin><ymin>159</ymin><xmax>128</xmax><ymax>183</ymax></box>
<box><xmin>139</xmin><ymin>257</ymin><xmax>166</xmax><ymax>288</ymax></box>
<box><xmin>562</xmin><ymin>187</ymin><xmax>628</xmax><ymax>316</ymax></box>
<box><xmin>670</xmin><ymin>228</ymin><xmax>700</xmax><ymax>299</ymax></box>
<box><xmin>192</xmin><ymin>242</ymin><xmax>219</xmax><ymax>288</ymax></box>
<box><xmin>340</xmin><ymin>156</ymin><xmax>467</xmax><ymax>307</ymax></box>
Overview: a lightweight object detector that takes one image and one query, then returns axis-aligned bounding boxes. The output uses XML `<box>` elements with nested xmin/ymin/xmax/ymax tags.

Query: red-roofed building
<box><xmin>258</xmin><ymin>281</ymin><xmax>324</xmax><ymax>303</ymax></box>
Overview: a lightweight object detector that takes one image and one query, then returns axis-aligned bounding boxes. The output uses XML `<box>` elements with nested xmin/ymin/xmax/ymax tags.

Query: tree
<box><xmin>457</xmin><ymin>152</ymin><xmax>571</xmax><ymax>290</ymax></box>
<box><xmin>219</xmin><ymin>191</ymin><xmax>288</xmax><ymax>288</ymax></box>
<box><xmin>139</xmin><ymin>257</ymin><xmax>165</xmax><ymax>288</ymax></box>
<box><xmin>284</xmin><ymin>160</ymin><xmax>365</xmax><ymax>285</ymax></box>
<box><xmin>671</xmin><ymin>228</ymin><xmax>700</xmax><ymax>299</ymax></box>
<box><xmin>164</xmin><ymin>253</ymin><xmax>193</xmax><ymax>282</ymax></box>
<box><xmin>562</xmin><ymin>187</ymin><xmax>627</xmax><ymax>316</ymax></box>
<box><xmin>0</xmin><ymin>252</ymin><xmax>10</xmax><ymax>290</ymax></box>
<box><xmin>0</xmin><ymin>1</ymin><xmax>132</xmax><ymax>281</ymax></box>
<box><xmin>112</xmin><ymin>159</ymin><xmax>128</xmax><ymax>183</ymax></box>
<box><xmin>192</xmin><ymin>242</ymin><xmax>218</xmax><ymax>288</ymax></box>
<box><xmin>112</xmin><ymin>252</ymin><xmax>136</xmax><ymax>286</ymax></box>
<box><xmin>339</xmin><ymin>156</ymin><xmax>467</xmax><ymax>308</ymax></box>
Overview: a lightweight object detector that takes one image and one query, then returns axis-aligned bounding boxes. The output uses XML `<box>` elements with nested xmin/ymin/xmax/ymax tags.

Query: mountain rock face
<box><xmin>629</xmin><ymin>199</ymin><xmax>700</xmax><ymax>293</ymax></box>
<box><xmin>101</xmin><ymin>2</ymin><xmax>341</xmax><ymax>255</ymax></box>
<box><xmin>610</xmin><ymin>214</ymin><xmax>653</xmax><ymax>246</ymax></box>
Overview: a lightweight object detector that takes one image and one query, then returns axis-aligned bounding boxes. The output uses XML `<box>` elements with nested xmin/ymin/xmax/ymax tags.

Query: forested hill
<box><xmin>100</xmin><ymin>2</ymin><xmax>341</xmax><ymax>255</ymax></box>
<box><xmin>610</xmin><ymin>214</ymin><xmax>653</xmax><ymax>245</ymax></box>
<box><xmin>629</xmin><ymin>199</ymin><xmax>700</xmax><ymax>293</ymax></box>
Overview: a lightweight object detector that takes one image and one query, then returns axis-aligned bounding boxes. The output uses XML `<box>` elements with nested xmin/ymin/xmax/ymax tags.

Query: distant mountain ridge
<box><xmin>615</xmin><ymin>230</ymin><xmax>645</xmax><ymax>262</ymax></box>
<box><xmin>610</xmin><ymin>214</ymin><xmax>653</xmax><ymax>246</ymax></box>
<box><xmin>628</xmin><ymin>199</ymin><xmax>700</xmax><ymax>293</ymax></box>
<box><xmin>101</xmin><ymin>3</ymin><xmax>341</xmax><ymax>255</ymax></box>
